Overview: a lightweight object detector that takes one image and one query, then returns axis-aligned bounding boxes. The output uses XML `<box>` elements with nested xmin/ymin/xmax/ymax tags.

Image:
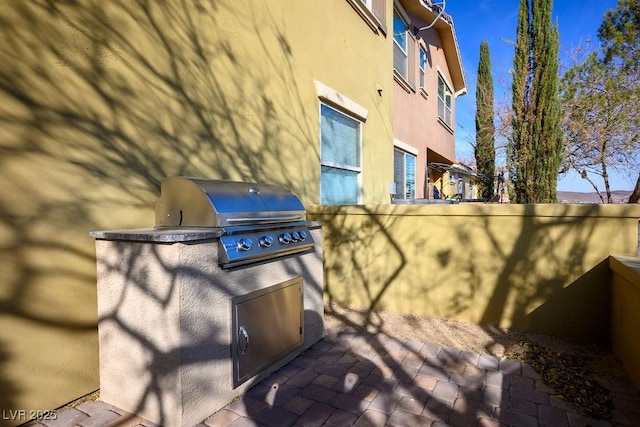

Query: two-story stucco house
<box><xmin>389</xmin><ymin>0</ymin><xmax>467</xmax><ymax>201</ymax></box>
<box><xmin>0</xmin><ymin>0</ymin><xmax>466</xmax><ymax>419</ymax></box>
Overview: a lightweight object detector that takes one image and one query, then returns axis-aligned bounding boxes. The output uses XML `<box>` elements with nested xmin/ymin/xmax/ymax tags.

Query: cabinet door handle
<box><xmin>238</xmin><ymin>325</ymin><xmax>249</xmax><ymax>354</ymax></box>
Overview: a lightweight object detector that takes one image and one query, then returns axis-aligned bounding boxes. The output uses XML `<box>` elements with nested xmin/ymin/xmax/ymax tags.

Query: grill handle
<box><xmin>227</xmin><ymin>215</ymin><xmax>302</xmax><ymax>224</ymax></box>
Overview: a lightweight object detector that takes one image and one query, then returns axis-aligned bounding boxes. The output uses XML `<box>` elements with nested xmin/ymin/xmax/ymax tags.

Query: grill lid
<box><xmin>155</xmin><ymin>177</ymin><xmax>306</xmax><ymax>228</ymax></box>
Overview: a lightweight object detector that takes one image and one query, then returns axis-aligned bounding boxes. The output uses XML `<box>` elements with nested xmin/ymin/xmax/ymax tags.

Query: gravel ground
<box><xmin>323</xmin><ymin>302</ymin><xmax>630</xmax><ymax>384</ymax></box>
<box><xmin>324</xmin><ymin>302</ymin><xmax>640</xmax><ymax>420</ymax></box>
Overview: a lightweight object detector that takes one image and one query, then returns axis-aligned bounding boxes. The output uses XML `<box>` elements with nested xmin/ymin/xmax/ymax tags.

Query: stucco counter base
<box><xmin>93</xmin><ymin>227</ymin><xmax>324</xmax><ymax>427</ymax></box>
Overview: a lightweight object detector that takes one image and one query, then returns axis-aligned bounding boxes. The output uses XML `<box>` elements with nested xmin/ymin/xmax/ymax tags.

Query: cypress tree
<box><xmin>475</xmin><ymin>41</ymin><xmax>496</xmax><ymax>201</ymax></box>
<box><xmin>509</xmin><ymin>0</ymin><xmax>562</xmax><ymax>203</ymax></box>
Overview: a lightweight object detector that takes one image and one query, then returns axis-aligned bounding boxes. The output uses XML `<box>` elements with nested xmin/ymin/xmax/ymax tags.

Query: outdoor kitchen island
<box><xmin>90</xmin><ymin>178</ymin><xmax>324</xmax><ymax>427</ymax></box>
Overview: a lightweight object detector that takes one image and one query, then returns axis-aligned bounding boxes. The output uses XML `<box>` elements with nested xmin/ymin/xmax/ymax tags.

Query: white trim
<box><xmin>345</xmin><ymin>0</ymin><xmax>384</xmax><ymax>35</ymax></box>
<box><xmin>393</xmin><ymin>0</ymin><xmax>411</xmax><ymax>23</ymax></box>
<box><xmin>393</xmin><ymin>69</ymin><xmax>413</xmax><ymax>93</ymax></box>
<box><xmin>437</xmin><ymin>116</ymin><xmax>454</xmax><ymax>134</ymax></box>
<box><xmin>454</xmin><ymin>87</ymin><xmax>468</xmax><ymax>97</ymax></box>
<box><xmin>392</xmin><ymin>6</ymin><xmax>410</xmax><ymax>83</ymax></box>
<box><xmin>314</xmin><ymin>81</ymin><xmax>368</xmax><ymax>121</ymax></box>
<box><xmin>393</xmin><ymin>139</ymin><xmax>419</xmax><ymax>156</ymax></box>
<box><xmin>393</xmin><ymin>147</ymin><xmax>417</xmax><ymax>200</ymax></box>
<box><xmin>437</xmin><ymin>71</ymin><xmax>453</xmax><ymax>129</ymax></box>
<box><xmin>320</xmin><ymin>160</ymin><xmax>361</xmax><ymax>173</ymax></box>
<box><xmin>418</xmin><ymin>44</ymin><xmax>427</xmax><ymax>90</ymax></box>
<box><xmin>417</xmin><ymin>38</ymin><xmax>429</xmax><ymax>52</ymax></box>
<box><xmin>319</xmin><ymin>102</ymin><xmax>363</xmax><ymax>204</ymax></box>
<box><xmin>436</xmin><ymin>66</ymin><xmax>453</xmax><ymax>91</ymax></box>
<box><xmin>392</xmin><ymin>8</ymin><xmax>409</xmax><ymax>54</ymax></box>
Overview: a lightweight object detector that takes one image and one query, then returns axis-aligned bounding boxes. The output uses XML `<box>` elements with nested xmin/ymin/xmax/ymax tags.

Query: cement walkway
<box><xmin>35</xmin><ymin>325</ymin><xmax>640</xmax><ymax>426</ymax></box>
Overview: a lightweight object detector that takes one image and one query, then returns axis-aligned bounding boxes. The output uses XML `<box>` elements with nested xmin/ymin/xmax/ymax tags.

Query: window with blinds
<box><xmin>393</xmin><ymin>10</ymin><xmax>408</xmax><ymax>80</ymax></box>
<box><xmin>393</xmin><ymin>149</ymin><xmax>416</xmax><ymax>199</ymax></box>
<box><xmin>320</xmin><ymin>103</ymin><xmax>362</xmax><ymax>204</ymax></box>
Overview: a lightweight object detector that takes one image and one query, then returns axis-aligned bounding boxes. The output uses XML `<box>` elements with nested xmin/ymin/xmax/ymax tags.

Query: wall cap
<box><xmin>610</xmin><ymin>255</ymin><xmax>640</xmax><ymax>290</ymax></box>
<box><xmin>307</xmin><ymin>203</ymin><xmax>640</xmax><ymax>219</ymax></box>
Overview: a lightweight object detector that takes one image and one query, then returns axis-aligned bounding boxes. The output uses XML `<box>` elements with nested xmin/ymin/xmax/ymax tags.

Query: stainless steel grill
<box><xmin>155</xmin><ymin>177</ymin><xmax>315</xmax><ymax>268</ymax></box>
<box><xmin>92</xmin><ymin>176</ymin><xmax>324</xmax><ymax>426</ymax></box>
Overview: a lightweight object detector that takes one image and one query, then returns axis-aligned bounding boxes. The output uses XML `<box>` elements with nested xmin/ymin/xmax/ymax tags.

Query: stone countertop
<box><xmin>89</xmin><ymin>222</ymin><xmax>323</xmax><ymax>243</ymax></box>
<box><xmin>89</xmin><ymin>228</ymin><xmax>223</xmax><ymax>243</ymax></box>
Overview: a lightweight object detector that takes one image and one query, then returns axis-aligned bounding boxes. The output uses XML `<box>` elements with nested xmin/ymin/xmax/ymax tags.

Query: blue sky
<box><xmin>446</xmin><ymin>0</ymin><xmax>635</xmax><ymax>192</ymax></box>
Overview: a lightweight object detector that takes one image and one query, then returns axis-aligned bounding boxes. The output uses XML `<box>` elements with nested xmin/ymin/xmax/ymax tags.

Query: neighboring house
<box><xmin>390</xmin><ymin>0</ymin><xmax>467</xmax><ymax>200</ymax></box>
<box><xmin>429</xmin><ymin>162</ymin><xmax>484</xmax><ymax>201</ymax></box>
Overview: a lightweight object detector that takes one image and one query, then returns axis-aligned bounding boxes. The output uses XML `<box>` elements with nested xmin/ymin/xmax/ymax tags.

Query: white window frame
<box><xmin>393</xmin><ymin>149</ymin><xmax>417</xmax><ymax>199</ymax></box>
<box><xmin>393</xmin><ymin>140</ymin><xmax>418</xmax><ymax>200</ymax></box>
<box><xmin>315</xmin><ymin>81</ymin><xmax>368</xmax><ymax>205</ymax></box>
<box><xmin>437</xmin><ymin>73</ymin><xmax>453</xmax><ymax>129</ymax></box>
<box><xmin>346</xmin><ymin>0</ymin><xmax>387</xmax><ymax>35</ymax></box>
<box><xmin>320</xmin><ymin>104</ymin><xmax>363</xmax><ymax>204</ymax></box>
<box><xmin>419</xmin><ymin>45</ymin><xmax>427</xmax><ymax>96</ymax></box>
<box><xmin>393</xmin><ymin>8</ymin><xmax>409</xmax><ymax>82</ymax></box>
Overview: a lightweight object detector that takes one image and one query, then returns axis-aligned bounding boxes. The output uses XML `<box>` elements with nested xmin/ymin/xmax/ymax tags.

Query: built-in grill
<box><xmin>91</xmin><ymin>177</ymin><xmax>324</xmax><ymax>427</ymax></box>
<box><xmin>155</xmin><ymin>177</ymin><xmax>315</xmax><ymax>268</ymax></box>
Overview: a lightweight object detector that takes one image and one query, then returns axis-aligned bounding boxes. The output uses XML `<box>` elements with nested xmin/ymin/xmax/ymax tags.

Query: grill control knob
<box><xmin>237</xmin><ymin>237</ymin><xmax>253</xmax><ymax>251</ymax></box>
<box><xmin>291</xmin><ymin>231</ymin><xmax>300</xmax><ymax>242</ymax></box>
<box><xmin>279</xmin><ymin>232</ymin><xmax>292</xmax><ymax>244</ymax></box>
<box><xmin>298</xmin><ymin>230</ymin><xmax>308</xmax><ymax>241</ymax></box>
<box><xmin>259</xmin><ymin>235</ymin><xmax>273</xmax><ymax>248</ymax></box>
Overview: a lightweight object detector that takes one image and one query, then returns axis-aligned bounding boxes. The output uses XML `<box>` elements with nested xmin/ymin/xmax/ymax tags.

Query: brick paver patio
<box><xmin>33</xmin><ymin>325</ymin><xmax>640</xmax><ymax>426</ymax></box>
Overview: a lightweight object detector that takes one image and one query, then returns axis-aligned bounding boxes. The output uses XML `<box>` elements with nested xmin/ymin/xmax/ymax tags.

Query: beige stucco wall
<box><xmin>610</xmin><ymin>256</ymin><xmax>640</xmax><ymax>390</ymax></box>
<box><xmin>94</xmin><ymin>228</ymin><xmax>323</xmax><ymax>426</ymax></box>
<box><xmin>308</xmin><ymin>204</ymin><xmax>640</xmax><ymax>343</ymax></box>
<box><xmin>0</xmin><ymin>0</ymin><xmax>393</xmax><ymax>418</ymax></box>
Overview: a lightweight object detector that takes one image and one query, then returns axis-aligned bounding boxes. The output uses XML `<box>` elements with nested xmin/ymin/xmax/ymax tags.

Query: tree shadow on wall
<box><xmin>0</xmin><ymin>0</ymin><xmax>317</xmax><ymax>197</ymax></box>
<box><xmin>314</xmin><ymin>206</ymin><xmax>498</xmax><ymax>425</ymax></box>
<box><xmin>0</xmin><ymin>0</ymin><xmax>318</xmax><ymax>417</ymax></box>
<box><xmin>95</xmin><ymin>239</ymin><xmax>231</xmax><ymax>424</ymax></box>
<box><xmin>319</xmin><ymin>205</ymin><xmax>625</xmax><ymax>343</ymax></box>
<box><xmin>320</xmin><ymin>206</ymin><xmax>409</xmax><ymax>322</ymax></box>
<box><xmin>313</xmin><ymin>203</ymin><xmax>639</xmax><ymax>424</ymax></box>
<box><xmin>460</xmin><ymin>204</ymin><xmax>608</xmax><ymax>342</ymax></box>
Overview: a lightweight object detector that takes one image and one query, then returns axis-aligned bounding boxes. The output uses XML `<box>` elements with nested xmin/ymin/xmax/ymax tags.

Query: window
<box><xmin>393</xmin><ymin>10</ymin><xmax>408</xmax><ymax>80</ymax></box>
<box><xmin>437</xmin><ymin>74</ymin><xmax>453</xmax><ymax>128</ymax></box>
<box><xmin>393</xmin><ymin>149</ymin><xmax>416</xmax><ymax>199</ymax></box>
<box><xmin>320</xmin><ymin>104</ymin><xmax>362</xmax><ymax>204</ymax></box>
<box><xmin>347</xmin><ymin>0</ymin><xmax>387</xmax><ymax>34</ymax></box>
<box><xmin>419</xmin><ymin>46</ymin><xmax>427</xmax><ymax>91</ymax></box>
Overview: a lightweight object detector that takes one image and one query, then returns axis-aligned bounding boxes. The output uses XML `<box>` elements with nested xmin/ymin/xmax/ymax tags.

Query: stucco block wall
<box><xmin>610</xmin><ymin>255</ymin><xmax>640</xmax><ymax>389</ymax></box>
<box><xmin>95</xmin><ymin>228</ymin><xmax>324</xmax><ymax>427</ymax></box>
<box><xmin>308</xmin><ymin>204</ymin><xmax>640</xmax><ymax>343</ymax></box>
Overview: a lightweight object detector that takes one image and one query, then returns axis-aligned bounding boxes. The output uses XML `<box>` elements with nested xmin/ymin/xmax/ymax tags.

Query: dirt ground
<box><xmin>324</xmin><ymin>302</ymin><xmax>640</xmax><ymax>419</ymax></box>
<box><xmin>323</xmin><ymin>302</ymin><xmax>630</xmax><ymax>384</ymax></box>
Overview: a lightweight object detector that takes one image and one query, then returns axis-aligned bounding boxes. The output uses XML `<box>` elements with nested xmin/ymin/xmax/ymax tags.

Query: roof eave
<box><xmin>399</xmin><ymin>0</ymin><xmax>467</xmax><ymax>95</ymax></box>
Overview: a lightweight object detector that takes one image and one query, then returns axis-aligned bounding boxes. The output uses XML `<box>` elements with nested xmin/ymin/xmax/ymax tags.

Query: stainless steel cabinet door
<box><xmin>232</xmin><ymin>277</ymin><xmax>304</xmax><ymax>387</ymax></box>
